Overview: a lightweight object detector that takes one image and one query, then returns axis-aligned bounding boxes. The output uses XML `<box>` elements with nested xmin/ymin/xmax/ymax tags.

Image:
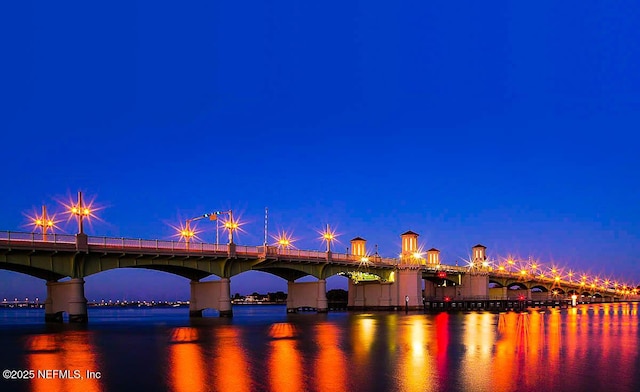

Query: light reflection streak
<box><xmin>26</xmin><ymin>332</ymin><xmax>102</xmax><ymax>392</ymax></box>
<box><xmin>268</xmin><ymin>333</ymin><xmax>303</xmax><ymax>392</ymax></box>
<box><xmin>352</xmin><ymin>315</ymin><xmax>377</xmax><ymax>391</ymax></box>
<box><xmin>315</xmin><ymin>323</ymin><xmax>347</xmax><ymax>392</ymax></box>
<box><xmin>494</xmin><ymin>312</ymin><xmax>518</xmax><ymax>391</ymax></box>
<box><xmin>213</xmin><ymin>327</ymin><xmax>251</xmax><ymax>392</ymax></box>
<box><xmin>434</xmin><ymin>312</ymin><xmax>449</xmax><ymax>385</ymax></box>
<box><xmin>396</xmin><ymin>315</ymin><xmax>434</xmax><ymax>392</ymax></box>
<box><xmin>460</xmin><ymin>312</ymin><xmax>494</xmax><ymax>392</ymax></box>
<box><xmin>169</xmin><ymin>328</ymin><xmax>205</xmax><ymax>392</ymax></box>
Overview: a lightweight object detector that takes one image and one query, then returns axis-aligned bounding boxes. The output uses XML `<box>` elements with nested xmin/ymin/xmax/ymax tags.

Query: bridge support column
<box><xmin>286</xmin><ymin>280</ymin><xmax>327</xmax><ymax>313</ymax></box>
<box><xmin>189</xmin><ymin>278</ymin><xmax>233</xmax><ymax>318</ymax></box>
<box><xmin>347</xmin><ymin>280</ymin><xmax>394</xmax><ymax>309</ymax></box>
<box><xmin>424</xmin><ymin>280</ymin><xmax>436</xmax><ymax>299</ymax></box>
<box><xmin>395</xmin><ymin>267</ymin><xmax>423</xmax><ymax>309</ymax></box>
<box><xmin>348</xmin><ymin>280</ymin><xmax>365</xmax><ymax>308</ymax></box>
<box><xmin>317</xmin><ymin>279</ymin><xmax>328</xmax><ymax>312</ymax></box>
<box><xmin>459</xmin><ymin>274</ymin><xmax>488</xmax><ymax>300</ymax></box>
<box><xmin>44</xmin><ymin>278</ymin><xmax>88</xmax><ymax>323</ymax></box>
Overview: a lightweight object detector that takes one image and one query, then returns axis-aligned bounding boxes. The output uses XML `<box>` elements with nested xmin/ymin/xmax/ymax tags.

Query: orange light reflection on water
<box><xmin>268</xmin><ymin>333</ymin><xmax>303</xmax><ymax>392</ymax></box>
<box><xmin>169</xmin><ymin>327</ymin><xmax>205</xmax><ymax>392</ymax></box>
<box><xmin>396</xmin><ymin>315</ymin><xmax>434</xmax><ymax>392</ymax></box>
<box><xmin>315</xmin><ymin>323</ymin><xmax>347</xmax><ymax>392</ymax></box>
<box><xmin>351</xmin><ymin>315</ymin><xmax>377</xmax><ymax>391</ymax></box>
<box><xmin>26</xmin><ymin>332</ymin><xmax>102</xmax><ymax>392</ymax></box>
<box><xmin>460</xmin><ymin>312</ymin><xmax>494</xmax><ymax>392</ymax></box>
<box><xmin>213</xmin><ymin>327</ymin><xmax>251</xmax><ymax>392</ymax></box>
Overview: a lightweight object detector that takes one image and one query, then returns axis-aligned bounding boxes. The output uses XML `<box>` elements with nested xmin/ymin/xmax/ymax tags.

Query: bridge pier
<box><xmin>189</xmin><ymin>278</ymin><xmax>233</xmax><ymax>317</ymax></box>
<box><xmin>348</xmin><ymin>280</ymin><xmax>395</xmax><ymax>309</ymax></box>
<box><xmin>286</xmin><ymin>279</ymin><xmax>328</xmax><ymax>313</ymax></box>
<box><xmin>458</xmin><ymin>274</ymin><xmax>489</xmax><ymax>299</ymax></box>
<box><xmin>347</xmin><ymin>267</ymin><xmax>424</xmax><ymax>310</ymax></box>
<box><xmin>44</xmin><ymin>278</ymin><xmax>88</xmax><ymax>323</ymax></box>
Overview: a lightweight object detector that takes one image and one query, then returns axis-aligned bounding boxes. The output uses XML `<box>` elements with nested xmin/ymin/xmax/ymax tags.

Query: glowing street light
<box><xmin>179</xmin><ymin>220</ymin><xmax>197</xmax><ymax>244</ymax></box>
<box><xmin>320</xmin><ymin>224</ymin><xmax>337</xmax><ymax>252</ymax></box>
<box><xmin>69</xmin><ymin>191</ymin><xmax>91</xmax><ymax>234</ymax></box>
<box><xmin>177</xmin><ymin>210</ymin><xmax>229</xmax><ymax>245</ymax></box>
<box><xmin>32</xmin><ymin>205</ymin><xmax>56</xmax><ymax>240</ymax></box>
<box><xmin>273</xmin><ymin>230</ymin><xmax>295</xmax><ymax>250</ymax></box>
<box><xmin>278</xmin><ymin>237</ymin><xmax>291</xmax><ymax>248</ymax></box>
<box><xmin>223</xmin><ymin>211</ymin><xmax>240</xmax><ymax>245</ymax></box>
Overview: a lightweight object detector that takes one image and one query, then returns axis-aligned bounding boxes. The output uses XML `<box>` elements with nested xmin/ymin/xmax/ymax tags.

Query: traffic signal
<box><xmin>204</xmin><ymin>212</ymin><xmax>220</xmax><ymax>221</ymax></box>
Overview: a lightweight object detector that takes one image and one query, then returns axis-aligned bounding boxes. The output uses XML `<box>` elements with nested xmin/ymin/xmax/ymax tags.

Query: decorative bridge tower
<box><xmin>349</xmin><ymin>231</ymin><xmax>427</xmax><ymax>310</ymax></box>
<box><xmin>400</xmin><ymin>231</ymin><xmax>422</xmax><ymax>264</ymax></box>
<box><xmin>350</xmin><ymin>237</ymin><xmax>366</xmax><ymax>257</ymax></box>
<box><xmin>426</xmin><ymin>248</ymin><xmax>440</xmax><ymax>265</ymax></box>
<box><xmin>472</xmin><ymin>244</ymin><xmax>487</xmax><ymax>267</ymax></box>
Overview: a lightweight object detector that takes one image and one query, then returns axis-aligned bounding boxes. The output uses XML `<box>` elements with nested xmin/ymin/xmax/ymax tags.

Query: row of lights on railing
<box><xmin>22</xmin><ymin>192</ymin><xmax>640</xmax><ymax>291</ymax></box>
<box><xmin>26</xmin><ymin>192</ymin><xmax>341</xmax><ymax>250</ymax></box>
<box><xmin>468</xmin><ymin>257</ymin><xmax>637</xmax><ymax>294</ymax></box>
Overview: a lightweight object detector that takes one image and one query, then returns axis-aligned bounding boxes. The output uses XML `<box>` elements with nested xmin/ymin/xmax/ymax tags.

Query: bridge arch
<box><xmin>0</xmin><ymin>262</ymin><xmax>66</xmax><ymax>281</ymax></box>
<box><xmin>489</xmin><ymin>279</ymin><xmax>505</xmax><ymax>288</ymax></box>
<box><xmin>81</xmin><ymin>254</ymin><xmax>246</xmax><ymax>280</ymax></box>
<box><xmin>252</xmin><ymin>261</ymin><xmax>392</xmax><ymax>282</ymax></box>
<box><xmin>530</xmin><ymin>285</ymin><xmax>549</xmax><ymax>293</ymax></box>
<box><xmin>581</xmin><ymin>292</ymin><xmax>593</xmax><ymax>298</ymax></box>
<box><xmin>506</xmin><ymin>282</ymin><xmax>529</xmax><ymax>290</ymax></box>
<box><xmin>84</xmin><ymin>268</ymin><xmax>191</xmax><ymax>301</ymax></box>
<box><xmin>87</xmin><ymin>265</ymin><xmax>218</xmax><ymax>280</ymax></box>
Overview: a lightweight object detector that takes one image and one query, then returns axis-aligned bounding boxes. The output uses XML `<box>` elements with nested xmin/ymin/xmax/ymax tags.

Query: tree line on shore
<box><xmin>232</xmin><ymin>289</ymin><xmax>347</xmax><ymax>303</ymax></box>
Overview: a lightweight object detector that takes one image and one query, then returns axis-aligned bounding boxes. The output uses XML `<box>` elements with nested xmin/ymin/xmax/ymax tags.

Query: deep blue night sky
<box><xmin>1</xmin><ymin>2</ymin><xmax>639</xmax><ymax>301</ymax></box>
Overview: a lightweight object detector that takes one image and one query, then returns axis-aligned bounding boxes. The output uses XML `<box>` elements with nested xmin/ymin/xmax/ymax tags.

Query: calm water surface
<box><xmin>0</xmin><ymin>303</ymin><xmax>639</xmax><ymax>392</ymax></box>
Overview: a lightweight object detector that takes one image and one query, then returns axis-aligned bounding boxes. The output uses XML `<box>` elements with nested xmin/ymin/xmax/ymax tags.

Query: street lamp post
<box><xmin>322</xmin><ymin>224</ymin><xmax>335</xmax><ymax>253</ymax></box>
<box><xmin>180</xmin><ymin>209</ymin><xmax>236</xmax><ymax>247</ymax></box>
<box><xmin>34</xmin><ymin>205</ymin><xmax>54</xmax><ymax>241</ymax></box>
<box><xmin>181</xmin><ymin>219</ymin><xmax>196</xmax><ymax>246</ymax></box>
<box><xmin>70</xmin><ymin>191</ymin><xmax>91</xmax><ymax>235</ymax></box>
<box><xmin>225</xmin><ymin>210</ymin><xmax>237</xmax><ymax>244</ymax></box>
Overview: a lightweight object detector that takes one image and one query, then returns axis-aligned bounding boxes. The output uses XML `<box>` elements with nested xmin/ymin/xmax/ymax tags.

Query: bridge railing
<box><xmin>0</xmin><ymin>231</ymin><xmax>76</xmax><ymax>244</ymax></box>
<box><xmin>275</xmin><ymin>249</ymin><xmax>330</xmax><ymax>259</ymax></box>
<box><xmin>268</xmin><ymin>248</ymin><xmax>399</xmax><ymax>265</ymax></box>
<box><xmin>235</xmin><ymin>245</ymin><xmax>260</xmax><ymax>255</ymax></box>
<box><xmin>424</xmin><ymin>265</ymin><xmax>469</xmax><ymax>274</ymax></box>
<box><xmin>87</xmin><ymin>236</ymin><xmax>234</xmax><ymax>253</ymax></box>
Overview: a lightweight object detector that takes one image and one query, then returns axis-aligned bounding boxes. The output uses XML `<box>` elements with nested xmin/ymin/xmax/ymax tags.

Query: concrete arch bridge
<box><xmin>0</xmin><ymin>230</ymin><xmax>635</xmax><ymax>322</ymax></box>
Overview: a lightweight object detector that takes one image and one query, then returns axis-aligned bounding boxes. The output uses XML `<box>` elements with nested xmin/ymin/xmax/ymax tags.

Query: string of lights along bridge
<box><xmin>0</xmin><ymin>191</ymin><xmax>637</xmax><ymax>323</ymax></box>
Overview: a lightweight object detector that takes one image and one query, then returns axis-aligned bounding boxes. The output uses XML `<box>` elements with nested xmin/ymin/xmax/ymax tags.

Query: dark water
<box><xmin>1</xmin><ymin>303</ymin><xmax>639</xmax><ymax>392</ymax></box>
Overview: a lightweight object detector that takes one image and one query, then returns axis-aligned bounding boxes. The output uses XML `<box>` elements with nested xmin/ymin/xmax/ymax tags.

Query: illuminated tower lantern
<box><xmin>426</xmin><ymin>248</ymin><xmax>440</xmax><ymax>265</ymax></box>
<box><xmin>350</xmin><ymin>237</ymin><xmax>366</xmax><ymax>257</ymax></box>
<box><xmin>400</xmin><ymin>230</ymin><xmax>419</xmax><ymax>264</ymax></box>
<box><xmin>472</xmin><ymin>244</ymin><xmax>487</xmax><ymax>267</ymax></box>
